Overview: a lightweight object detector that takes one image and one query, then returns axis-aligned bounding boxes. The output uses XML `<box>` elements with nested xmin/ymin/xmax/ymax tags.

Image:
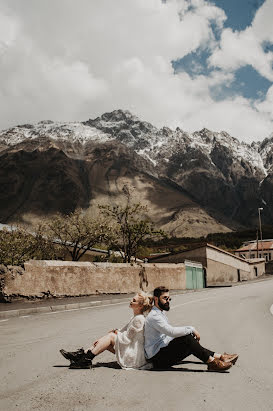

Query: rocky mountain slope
<box><xmin>0</xmin><ymin>110</ymin><xmax>272</xmax><ymax>236</ymax></box>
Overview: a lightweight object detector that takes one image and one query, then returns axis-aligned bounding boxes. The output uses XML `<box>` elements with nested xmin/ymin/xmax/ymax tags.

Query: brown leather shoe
<box><xmin>207</xmin><ymin>358</ymin><xmax>232</xmax><ymax>372</ymax></box>
<box><xmin>220</xmin><ymin>353</ymin><xmax>239</xmax><ymax>365</ymax></box>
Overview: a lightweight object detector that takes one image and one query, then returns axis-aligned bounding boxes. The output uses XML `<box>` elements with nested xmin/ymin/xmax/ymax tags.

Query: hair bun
<box><xmin>137</xmin><ymin>291</ymin><xmax>154</xmax><ymax>314</ymax></box>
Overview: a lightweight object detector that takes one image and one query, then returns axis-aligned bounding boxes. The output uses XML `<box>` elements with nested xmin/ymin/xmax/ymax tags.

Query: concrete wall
<box><xmin>248</xmin><ymin>260</ymin><xmax>265</xmax><ymax>278</ymax></box>
<box><xmin>152</xmin><ymin>246</ymin><xmax>265</xmax><ymax>286</ymax></box>
<box><xmin>0</xmin><ymin>260</ymin><xmax>186</xmax><ymax>300</ymax></box>
<box><xmin>206</xmin><ymin>258</ymin><xmax>248</xmax><ymax>284</ymax></box>
<box><xmin>206</xmin><ymin>249</ymin><xmax>265</xmax><ymax>285</ymax></box>
<box><xmin>206</xmin><ymin>248</ymin><xmax>248</xmax><ymax>271</ymax></box>
<box><xmin>206</xmin><ymin>247</ymin><xmax>249</xmax><ymax>285</ymax></box>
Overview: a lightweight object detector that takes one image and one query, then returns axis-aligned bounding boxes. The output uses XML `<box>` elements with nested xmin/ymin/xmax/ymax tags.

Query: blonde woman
<box><xmin>60</xmin><ymin>291</ymin><xmax>153</xmax><ymax>369</ymax></box>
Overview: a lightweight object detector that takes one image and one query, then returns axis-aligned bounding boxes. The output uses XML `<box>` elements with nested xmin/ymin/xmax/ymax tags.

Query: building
<box><xmin>148</xmin><ymin>254</ymin><xmax>206</xmax><ymax>290</ymax></box>
<box><xmin>149</xmin><ymin>243</ymin><xmax>265</xmax><ymax>286</ymax></box>
<box><xmin>234</xmin><ymin>239</ymin><xmax>273</xmax><ymax>262</ymax></box>
<box><xmin>184</xmin><ymin>260</ymin><xmax>205</xmax><ymax>289</ymax></box>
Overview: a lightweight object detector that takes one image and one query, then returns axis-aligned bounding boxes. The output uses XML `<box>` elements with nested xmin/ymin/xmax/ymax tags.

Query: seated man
<box><xmin>144</xmin><ymin>286</ymin><xmax>238</xmax><ymax>372</ymax></box>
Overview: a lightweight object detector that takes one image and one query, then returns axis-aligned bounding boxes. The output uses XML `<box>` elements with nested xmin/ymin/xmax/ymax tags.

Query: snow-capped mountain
<box><xmin>0</xmin><ymin>109</ymin><xmax>272</xmax><ymax>234</ymax></box>
<box><xmin>0</xmin><ymin>110</ymin><xmax>269</xmax><ymax>175</ymax></box>
<box><xmin>0</xmin><ymin>109</ymin><xmax>270</xmax><ymax>177</ymax></box>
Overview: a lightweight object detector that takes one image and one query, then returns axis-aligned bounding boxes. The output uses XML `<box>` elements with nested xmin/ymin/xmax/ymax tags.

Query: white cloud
<box><xmin>0</xmin><ymin>0</ymin><xmax>272</xmax><ymax>141</ymax></box>
<box><xmin>209</xmin><ymin>0</ymin><xmax>273</xmax><ymax>81</ymax></box>
<box><xmin>256</xmin><ymin>85</ymin><xmax>273</xmax><ymax>121</ymax></box>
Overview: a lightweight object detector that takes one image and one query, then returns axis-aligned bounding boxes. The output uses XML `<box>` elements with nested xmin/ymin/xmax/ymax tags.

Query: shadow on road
<box><xmin>93</xmin><ymin>361</ymin><xmax>121</xmax><ymax>369</ymax></box>
<box><xmin>53</xmin><ymin>360</ymin><xmax>230</xmax><ymax>373</ymax></box>
<box><xmin>149</xmin><ymin>360</ymin><xmax>230</xmax><ymax>373</ymax></box>
<box><xmin>53</xmin><ymin>361</ymin><xmax>121</xmax><ymax>369</ymax></box>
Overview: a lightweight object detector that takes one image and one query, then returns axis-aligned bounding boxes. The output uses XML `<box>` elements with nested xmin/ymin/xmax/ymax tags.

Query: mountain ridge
<box><xmin>0</xmin><ymin>109</ymin><xmax>272</xmax><ymax>235</ymax></box>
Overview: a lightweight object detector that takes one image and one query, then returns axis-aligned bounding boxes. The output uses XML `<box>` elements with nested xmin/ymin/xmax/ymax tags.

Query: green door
<box><xmin>186</xmin><ymin>265</ymin><xmax>204</xmax><ymax>289</ymax></box>
<box><xmin>196</xmin><ymin>267</ymin><xmax>205</xmax><ymax>288</ymax></box>
<box><xmin>186</xmin><ymin>266</ymin><xmax>194</xmax><ymax>289</ymax></box>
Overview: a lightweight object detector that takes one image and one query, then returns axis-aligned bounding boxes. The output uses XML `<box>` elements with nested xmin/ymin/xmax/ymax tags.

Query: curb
<box><xmin>1</xmin><ymin>275</ymin><xmax>272</xmax><ymax>320</ymax></box>
<box><xmin>0</xmin><ymin>297</ymin><xmax>131</xmax><ymax>320</ymax></box>
<box><xmin>0</xmin><ymin>289</ymin><xmax>199</xmax><ymax>320</ymax></box>
<box><xmin>0</xmin><ymin>289</ymin><xmax>196</xmax><ymax>320</ymax></box>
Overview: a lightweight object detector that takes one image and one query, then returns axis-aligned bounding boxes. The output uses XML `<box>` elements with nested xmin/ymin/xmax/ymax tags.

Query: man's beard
<box><xmin>158</xmin><ymin>299</ymin><xmax>170</xmax><ymax>311</ymax></box>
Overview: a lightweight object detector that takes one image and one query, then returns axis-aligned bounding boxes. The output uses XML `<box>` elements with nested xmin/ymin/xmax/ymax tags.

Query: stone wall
<box><xmin>0</xmin><ymin>260</ymin><xmax>186</xmax><ymax>301</ymax></box>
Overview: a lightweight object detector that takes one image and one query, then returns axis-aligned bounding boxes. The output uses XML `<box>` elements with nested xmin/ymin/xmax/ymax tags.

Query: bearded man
<box><xmin>144</xmin><ymin>286</ymin><xmax>238</xmax><ymax>372</ymax></box>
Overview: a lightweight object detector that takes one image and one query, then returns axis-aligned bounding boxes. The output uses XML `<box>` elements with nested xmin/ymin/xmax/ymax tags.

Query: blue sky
<box><xmin>173</xmin><ymin>0</ymin><xmax>272</xmax><ymax>102</ymax></box>
<box><xmin>215</xmin><ymin>0</ymin><xmax>265</xmax><ymax>30</ymax></box>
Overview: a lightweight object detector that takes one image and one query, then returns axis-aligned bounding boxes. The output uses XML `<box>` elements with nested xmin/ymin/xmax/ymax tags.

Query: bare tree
<box><xmin>44</xmin><ymin>209</ymin><xmax>110</xmax><ymax>261</ymax></box>
<box><xmin>99</xmin><ymin>202</ymin><xmax>165</xmax><ymax>263</ymax></box>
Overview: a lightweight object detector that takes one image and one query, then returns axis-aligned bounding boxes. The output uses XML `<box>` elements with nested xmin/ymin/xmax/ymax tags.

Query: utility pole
<box><xmin>256</xmin><ymin>230</ymin><xmax>259</xmax><ymax>258</ymax></box>
<box><xmin>258</xmin><ymin>208</ymin><xmax>263</xmax><ymax>259</ymax></box>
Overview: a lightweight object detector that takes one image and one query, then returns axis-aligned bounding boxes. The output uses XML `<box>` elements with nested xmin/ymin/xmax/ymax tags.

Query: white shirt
<box><xmin>144</xmin><ymin>306</ymin><xmax>196</xmax><ymax>359</ymax></box>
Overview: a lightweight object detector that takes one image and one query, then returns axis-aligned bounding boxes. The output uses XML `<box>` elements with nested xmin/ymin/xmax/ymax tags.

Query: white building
<box><xmin>235</xmin><ymin>239</ymin><xmax>273</xmax><ymax>262</ymax></box>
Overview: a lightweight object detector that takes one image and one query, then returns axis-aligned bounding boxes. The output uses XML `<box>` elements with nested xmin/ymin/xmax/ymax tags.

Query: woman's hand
<box><xmin>108</xmin><ymin>329</ymin><xmax>118</xmax><ymax>334</ymax></box>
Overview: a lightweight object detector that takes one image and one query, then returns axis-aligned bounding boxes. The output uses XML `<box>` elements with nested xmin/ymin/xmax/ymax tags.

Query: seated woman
<box><xmin>60</xmin><ymin>291</ymin><xmax>153</xmax><ymax>369</ymax></box>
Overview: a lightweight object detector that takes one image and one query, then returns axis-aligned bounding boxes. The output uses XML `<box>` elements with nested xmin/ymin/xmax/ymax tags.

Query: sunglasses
<box><xmin>161</xmin><ymin>296</ymin><xmax>172</xmax><ymax>301</ymax></box>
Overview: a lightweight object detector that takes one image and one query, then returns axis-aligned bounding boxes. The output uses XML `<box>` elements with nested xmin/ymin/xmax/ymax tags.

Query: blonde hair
<box><xmin>137</xmin><ymin>291</ymin><xmax>154</xmax><ymax>314</ymax></box>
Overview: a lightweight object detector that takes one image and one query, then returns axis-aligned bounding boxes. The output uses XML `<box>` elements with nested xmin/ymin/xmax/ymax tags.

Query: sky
<box><xmin>0</xmin><ymin>0</ymin><xmax>272</xmax><ymax>142</ymax></box>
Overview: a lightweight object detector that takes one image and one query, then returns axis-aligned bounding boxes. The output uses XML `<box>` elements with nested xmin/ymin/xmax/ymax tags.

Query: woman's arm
<box><xmin>117</xmin><ymin>316</ymin><xmax>145</xmax><ymax>345</ymax></box>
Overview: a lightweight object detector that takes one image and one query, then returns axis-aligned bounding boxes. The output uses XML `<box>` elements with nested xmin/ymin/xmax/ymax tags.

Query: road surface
<box><xmin>1</xmin><ymin>278</ymin><xmax>273</xmax><ymax>411</ymax></box>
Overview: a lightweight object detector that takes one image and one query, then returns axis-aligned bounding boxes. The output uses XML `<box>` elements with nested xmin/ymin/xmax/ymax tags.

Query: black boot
<box><xmin>60</xmin><ymin>348</ymin><xmax>86</xmax><ymax>362</ymax></box>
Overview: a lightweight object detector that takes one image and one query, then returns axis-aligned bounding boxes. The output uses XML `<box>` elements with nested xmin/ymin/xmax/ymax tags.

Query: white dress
<box><xmin>115</xmin><ymin>314</ymin><xmax>147</xmax><ymax>370</ymax></box>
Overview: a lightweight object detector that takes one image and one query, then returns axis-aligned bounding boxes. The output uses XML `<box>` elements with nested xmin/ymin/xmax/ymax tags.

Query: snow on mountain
<box><xmin>0</xmin><ymin>109</ymin><xmax>272</xmax><ymax>177</ymax></box>
<box><xmin>0</xmin><ymin>120</ymin><xmax>112</xmax><ymax>146</ymax></box>
<box><xmin>254</xmin><ymin>133</ymin><xmax>273</xmax><ymax>172</ymax></box>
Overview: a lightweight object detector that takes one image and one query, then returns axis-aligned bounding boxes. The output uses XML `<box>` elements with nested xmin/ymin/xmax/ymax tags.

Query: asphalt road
<box><xmin>1</xmin><ymin>279</ymin><xmax>273</xmax><ymax>411</ymax></box>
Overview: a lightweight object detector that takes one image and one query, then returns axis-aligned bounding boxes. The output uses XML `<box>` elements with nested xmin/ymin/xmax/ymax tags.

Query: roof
<box><xmin>245</xmin><ymin>258</ymin><xmax>265</xmax><ymax>264</ymax></box>
<box><xmin>235</xmin><ymin>240</ymin><xmax>273</xmax><ymax>252</ymax></box>
<box><xmin>149</xmin><ymin>242</ymin><xmax>249</xmax><ymax>264</ymax></box>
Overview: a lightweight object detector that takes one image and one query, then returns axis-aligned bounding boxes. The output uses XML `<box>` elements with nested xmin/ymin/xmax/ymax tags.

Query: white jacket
<box><xmin>115</xmin><ymin>314</ymin><xmax>147</xmax><ymax>370</ymax></box>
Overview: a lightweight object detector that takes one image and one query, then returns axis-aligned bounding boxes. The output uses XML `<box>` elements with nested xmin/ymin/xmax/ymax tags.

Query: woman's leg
<box><xmin>88</xmin><ymin>332</ymin><xmax>116</xmax><ymax>356</ymax></box>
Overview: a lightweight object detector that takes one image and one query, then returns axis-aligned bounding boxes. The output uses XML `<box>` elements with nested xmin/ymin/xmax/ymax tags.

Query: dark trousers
<box><xmin>150</xmin><ymin>334</ymin><xmax>215</xmax><ymax>369</ymax></box>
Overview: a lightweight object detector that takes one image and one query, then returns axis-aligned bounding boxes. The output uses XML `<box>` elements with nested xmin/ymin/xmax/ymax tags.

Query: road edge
<box><xmin>0</xmin><ymin>298</ymin><xmax>132</xmax><ymax>320</ymax></box>
<box><xmin>1</xmin><ymin>275</ymin><xmax>272</xmax><ymax>320</ymax></box>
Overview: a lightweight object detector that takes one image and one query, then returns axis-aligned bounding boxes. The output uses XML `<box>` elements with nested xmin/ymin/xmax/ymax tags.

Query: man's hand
<box><xmin>193</xmin><ymin>330</ymin><xmax>200</xmax><ymax>341</ymax></box>
<box><xmin>108</xmin><ymin>329</ymin><xmax>118</xmax><ymax>334</ymax></box>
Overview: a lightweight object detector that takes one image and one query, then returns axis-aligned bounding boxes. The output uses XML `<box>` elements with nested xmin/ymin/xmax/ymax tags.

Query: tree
<box><xmin>0</xmin><ymin>225</ymin><xmax>61</xmax><ymax>266</ymax></box>
<box><xmin>44</xmin><ymin>209</ymin><xmax>111</xmax><ymax>261</ymax></box>
<box><xmin>99</xmin><ymin>202</ymin><xmax>165</xmax><ymax>263</ymax></box>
